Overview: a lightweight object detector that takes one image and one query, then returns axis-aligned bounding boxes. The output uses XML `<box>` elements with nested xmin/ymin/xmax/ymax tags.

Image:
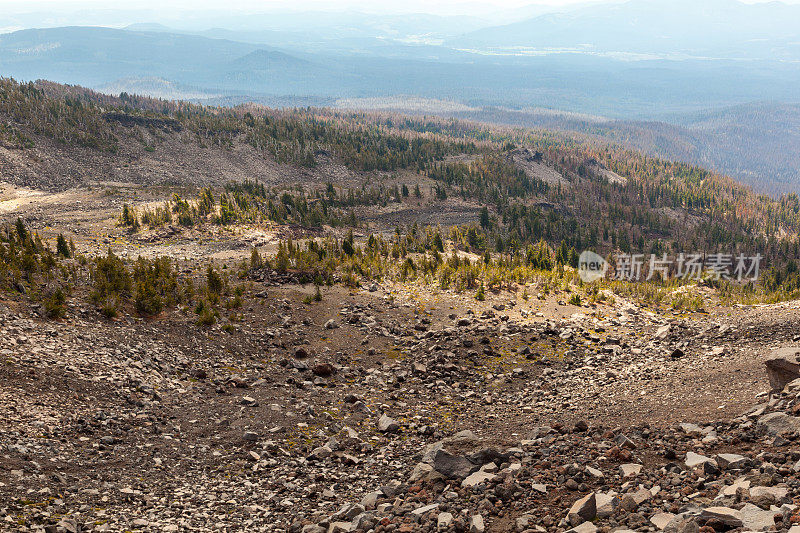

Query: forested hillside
<box><xmin>349</xmin><ymin>101</ymin><xmax>800</xmax><ymax>196</ymax></box>
<box><xmin>2</xmin><ymin>77</ymin><xmax>799</xmax><ymax>275</ymax></box>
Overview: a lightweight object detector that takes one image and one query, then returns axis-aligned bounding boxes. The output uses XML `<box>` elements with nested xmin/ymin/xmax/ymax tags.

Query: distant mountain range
<box><xmin>466</xmin><ymin>103</ymin><xmax>800</xmax><ymax>197</ymax></box>
<box><xmin>326</xmin><ymin>97</ymin><xmax>800</xmax><ymax>196</ymax></box>
<box><xmin>1</xmin><ymin>0</ymin><xmax>800</xmax><ymax>194</ymax></box>
<box><xmin>3</xmin><ymin>24</ymin><xmax>799</xmax><ymax>116</ymax></box>
<box><xmin>451</xmin><ymin>0</ymin><xmax>800</xmax><ymax>60</ymax></box>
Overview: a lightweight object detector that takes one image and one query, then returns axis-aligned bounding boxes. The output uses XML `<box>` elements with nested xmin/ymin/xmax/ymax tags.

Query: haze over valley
<box><xmin>3</xmin><ymin>0</ymin><xmax>800</xmax><ymax>194</ymax></box>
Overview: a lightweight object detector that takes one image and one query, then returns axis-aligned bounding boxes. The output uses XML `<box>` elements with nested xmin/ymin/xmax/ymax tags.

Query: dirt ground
<box><xmin>0</xmin><ymin>181</ymin><xmax>796</xmax><ymax>533</ymax></box>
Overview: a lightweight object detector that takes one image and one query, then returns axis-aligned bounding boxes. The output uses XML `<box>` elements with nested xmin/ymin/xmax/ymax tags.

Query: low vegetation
<box><xmin>120</xmin><ymin>183</ymin><xmax>360</xmax><ymax>230</ymax></box>
<box><xmin>0</xmin><ymin>219</ymin><xmax>246</xmax><ymax>323</ymax></box>
<box><xmin>3</xmin><ymin>77</ymin><xmax>800</xmax><ymax>314</ymax></box>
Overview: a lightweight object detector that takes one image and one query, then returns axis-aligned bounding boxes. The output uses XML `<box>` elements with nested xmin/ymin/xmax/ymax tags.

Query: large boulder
<box><xmin>620</xmin><ymin>463</ymin><xmax>642</xmax><ymax>477</ymax></box>
<box><xmin>596</xmin><ymin>492</ymin><xmax>620</xmax><ymax>518</ymax></box>
<box><xmin>408</xmin><ymin>462</ymin><xmax>438</xmax><ymax>483</ymax></box>
<box><xmin>651</xmin><ymin>512</ymin><xmax>676</xmax><ymax>529</ymax></box>
<box><xmin>461</xmin><ymin>470</ymin><xmax>497</xmax><ymax>488</ymax></box>
<box><xmin>740</xmin><ymin>502</ymin><xmax>779</xmax><ymax>530</ymax></box>
<box><xmin>377</xmin><ymin>414</ymin><xmax>400</xmax><ymax>433</ymax></box>
<box><xmin>715</xmin><ymin>453</ymin><xmax>750</xmax><ymax>470</ymax></box>
<box><xmin>432</xmin><ymin>449</ymin><xmax>478</xmax><ymax>479</ymax></box>
<box><xmin>663</xmin><ymin>516</ymin><xmax>700</xmax><ymax>533</ymax></box>
<box><xmin>567</xmin><ymin>492</ymin><xmax>597</xmax><ymax>526</ymax></box>
<box><xmin>466</xmin><ymin>447</ymin><xmax>509</xmax><ymax>466</ymax></box>
<box><xmin>469</xmin><ymin>515</ymin><xmax>485</xmax><ymax>533</ymax></box>
<box><xmin>699</xmin><ymin>507</ymin><xmax>743</xmax><ymax>528</ymax></box>
<box><xmin>757</xmin><ymin>412</ymin><xmax>800</xmax><ymax>436</ymax></box>
<box><xmin>427</xmin><ymin>436</ymin><xmax>510</xmax><ymax>480</ymax></box>
<box><xmin>749</xmin><ymin>485</ymin><xmax>789</xmax><ymax>502</ymax></box>
<box><xmin>765</xmin><ymin>347</ymin><xmax>800</xmax><ymax>390</ymax></box>
<box><xmin>684</xmin><ymin>452</ymin><xmax>716</xmax><ymax>469</ymax></box>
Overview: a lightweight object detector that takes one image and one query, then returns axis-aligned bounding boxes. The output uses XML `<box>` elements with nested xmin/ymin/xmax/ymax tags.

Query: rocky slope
<box><xmin>1</xmin><ymin>277</ymin><xmax>799</xmax><ymax>533</ymax></box>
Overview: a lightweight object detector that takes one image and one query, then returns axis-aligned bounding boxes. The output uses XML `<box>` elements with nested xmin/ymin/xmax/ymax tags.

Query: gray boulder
<box><xmin>765</xmin><ymin>347</ymin><xmax>800</xmax><ymax>390</ymax></box>
<box><xmin>663</xmin><ymin>516</ymin><xmax>700</xmax><ymax>533</ymax></box>
<box><xmin>757</xmin><ymin>411</ymin><xmax>800</xmax><ymax>435</ymax></box>
<box><xmin>699</xmin><ymin>507</ymin><xmax>743</xmax><ymax>528</ymax></box>
<box><xmin>377</xmin><ymin>414</ymin><xmax>400</xmax><ymax>433</ymax></box>
<box><xmin>567</xmin><ymin>492</ymin><xmax>597</xmax><ymax>527</ymax></box>
<box><xmin>740</xmin><ymin>502</ymin><xmax>778</xmax><ymax>530</ymax></box>
<box><xmin>432</xmin><ymin>449</ymin><xmax>478</xmax><ymax>479</ymax></box>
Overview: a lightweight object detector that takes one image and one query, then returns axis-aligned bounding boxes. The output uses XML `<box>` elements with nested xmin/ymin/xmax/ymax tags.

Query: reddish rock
<box><xmin>312</xmin><ymin>363</ymin><xmax>336</xmax><ymax>376</ymax></box>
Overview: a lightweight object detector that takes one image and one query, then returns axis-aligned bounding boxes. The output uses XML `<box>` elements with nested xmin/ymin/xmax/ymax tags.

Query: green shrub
<box><xmin>225</xmin><ymin>294</ymin><xmax>243</xmax><ymax>309</ymax></box>
<box><xmin>44</xmin><ymin>288</ymin><xmax>67</xmax><ymax>318</ymax></box>
<box><xmin>120</xmin><ymin>204</ymin><xmax>139</xmax><ymax>229</ymax></box>
<box><xmin>250</xmin><ymin>247</ymin><xmax>263</xmax><ymax>269</ymax></box>
<box><xmin>56</xmin><ymin>234</ymin><xmax>71</xmax><ymax>258</ymax></box>
<box><xmin>91</xmin><ymin>250</ymin><xmax>131</xmax><ymax>315</ymax></box>
<box><xmin>195</xmin><ymin>300</ymin><xmax>217</xmax><ymax>326</ymax></box>
<box><xmin>100</xmin><ymin>302</ymin><xmax>119</xmax><ymax>319</ymax></box>
<box><xmin>133</xmin><ymin>256</ymin><xmax>180</xmax><ymax>316</ymax></box>
<box><xmin>205</xmin><ymin>266</ymin><xmax>224</xmax><ymax>303</ymax></box>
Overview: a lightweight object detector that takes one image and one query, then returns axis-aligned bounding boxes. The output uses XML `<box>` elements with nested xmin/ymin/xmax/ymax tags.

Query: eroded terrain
<box><xmin>2</xmin><ymin>189</ymin><xmax>800</xmax><ymax>532</ymax></box>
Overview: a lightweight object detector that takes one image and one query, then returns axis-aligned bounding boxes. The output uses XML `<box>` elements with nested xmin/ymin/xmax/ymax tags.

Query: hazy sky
<box><xmin>5</xmin><ymin>0</ymin><xmax>584</xmax><ymax>9</ymax></box>
<box><xmin>0</xmin><ymin>0</ymin><xmax>798</xmax><ymax>30</ymax></box>
<box><xmin>3</xmin><ymin>0</ymin><xmax>800</xmax><ymax>16</ymax></box>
